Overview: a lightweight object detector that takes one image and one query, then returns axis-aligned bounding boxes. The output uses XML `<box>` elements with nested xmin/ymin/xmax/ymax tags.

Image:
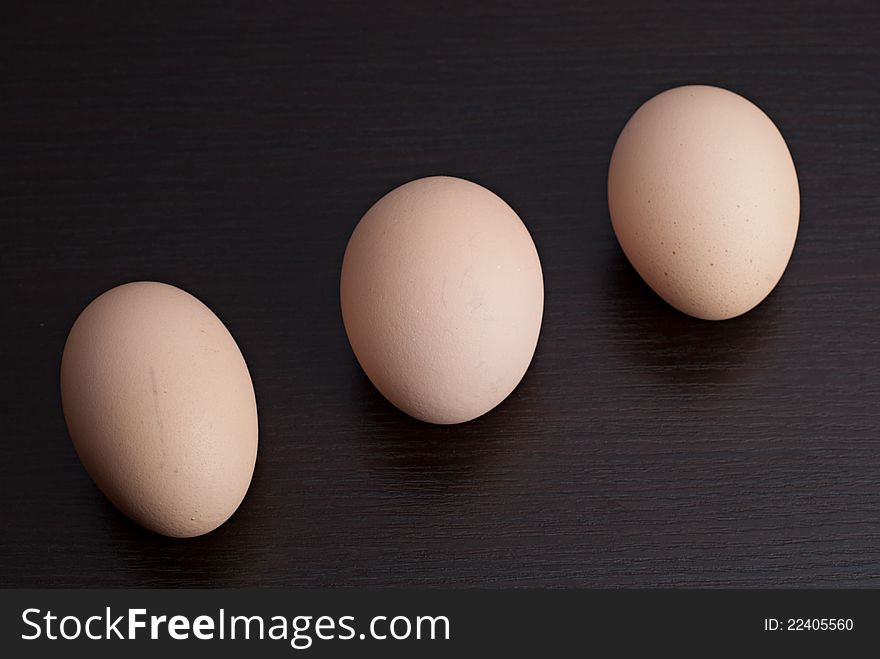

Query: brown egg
<box><xmin>608</xmin><ymin>85</ymin><xmax>800</xmax><ymax>320</ymax></box>
<box><xmin>341</xmin><ymin>176</ymin><xmax>544</xmax><ymax>424</ymax></box>
<box><xmin>60</xmin><ymin>282</ymin><xmax>258</xmax><ymax>537</ymax></box>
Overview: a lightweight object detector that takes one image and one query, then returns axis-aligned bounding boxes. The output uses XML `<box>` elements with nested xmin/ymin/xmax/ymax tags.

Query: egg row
<box><xmin>61</xmin><ymin>85</ymin><xmax>799</xmax><ymax>537</ymax></box>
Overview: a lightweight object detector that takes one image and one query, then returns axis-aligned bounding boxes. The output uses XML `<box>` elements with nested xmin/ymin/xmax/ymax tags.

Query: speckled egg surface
<box><xmin>340</xmin><ymin>176</ymin><xmax>544</xmax><ymax>425</ymax></box>
<box><xmin>608</xmin><ymin>85</ymin><xmax>800</xmax><ymax>320</ymax></box>
<box><xmin>60</xmin><ymin>281</ymin><xmax>258</xmax><ymax>537</ymax></box>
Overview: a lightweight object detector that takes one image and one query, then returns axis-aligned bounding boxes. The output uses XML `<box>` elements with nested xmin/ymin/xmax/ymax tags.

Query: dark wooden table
<box><xmin>1</xmin><ymin>1</ymin><xmax>878</xmax><ymax>588</ymax></box>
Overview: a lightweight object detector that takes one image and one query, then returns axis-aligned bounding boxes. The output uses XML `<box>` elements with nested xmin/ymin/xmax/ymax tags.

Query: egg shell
<box><xmin>340</xmin><ymin>176</ymin><xmax>544</xmax><ymax>424</ymax></box>
<box><xmin>60</xmin><ymin>282</ymin><xmax>258</xmax><ymax>537</ymax></box>
<box><xmin>608</xmin><ymin>85</ymin><xmax>800</xmax><ymax>320</ymax></box>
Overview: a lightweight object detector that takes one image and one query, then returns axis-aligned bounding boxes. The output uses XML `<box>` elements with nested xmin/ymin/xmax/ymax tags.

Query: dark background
<box><xmin>1</xmin><ymin>0</ymin><xmax>877</xmax><ymax>587</ymax></box>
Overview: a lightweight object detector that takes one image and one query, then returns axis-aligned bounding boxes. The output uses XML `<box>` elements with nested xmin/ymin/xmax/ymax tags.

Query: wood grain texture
<box><xmin>0</xmin><ymin>0</ymin><xmax>878</xmax><ymax>587</ymax></box>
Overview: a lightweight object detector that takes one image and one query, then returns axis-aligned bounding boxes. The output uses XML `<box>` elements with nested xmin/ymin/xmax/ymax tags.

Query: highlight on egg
<box><xmin>608</xmin><ymin>85</ymin><xmax>800</xmax><ymax>320</ymax></box>
<box><xmin>60</xmin><ymin>281</ymin><xmax>258</xmax><ymax>537</ymax></box>
<box><xmin>340</xmin><ymin>176</ymin><xmax>544</xmax><ymax>425</ymax></box>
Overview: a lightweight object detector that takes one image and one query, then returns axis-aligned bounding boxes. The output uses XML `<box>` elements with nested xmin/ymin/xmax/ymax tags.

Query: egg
<box><xmin>608</xmin><ymin>85</ymin><xmax>800</xmax><ymax>320</ymax></box>
<box><xmin>340</xmin><ymin>176</ymin><xmax>544</xmax><ymax>424</ymax></box>
<box><xmin>60</xmin><ymin>282</ymin><xmax>258</xmax><ymax>537</ymax></box>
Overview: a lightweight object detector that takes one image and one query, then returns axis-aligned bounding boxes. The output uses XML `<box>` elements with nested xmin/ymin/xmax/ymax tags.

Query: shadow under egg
<box><xmin>89</xmin><ymin>457</ymin><xmax>273</xmax><ymax>587</ymax></box>
<box><xmin>602</xmin><ymin>247</ymin><xmax>783</xmax><ymax>386</ymax></box>
<box><xmin>352</xmin><ymin>367</ymin><xmax>517</xmax><ymax>486</ymax></box>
